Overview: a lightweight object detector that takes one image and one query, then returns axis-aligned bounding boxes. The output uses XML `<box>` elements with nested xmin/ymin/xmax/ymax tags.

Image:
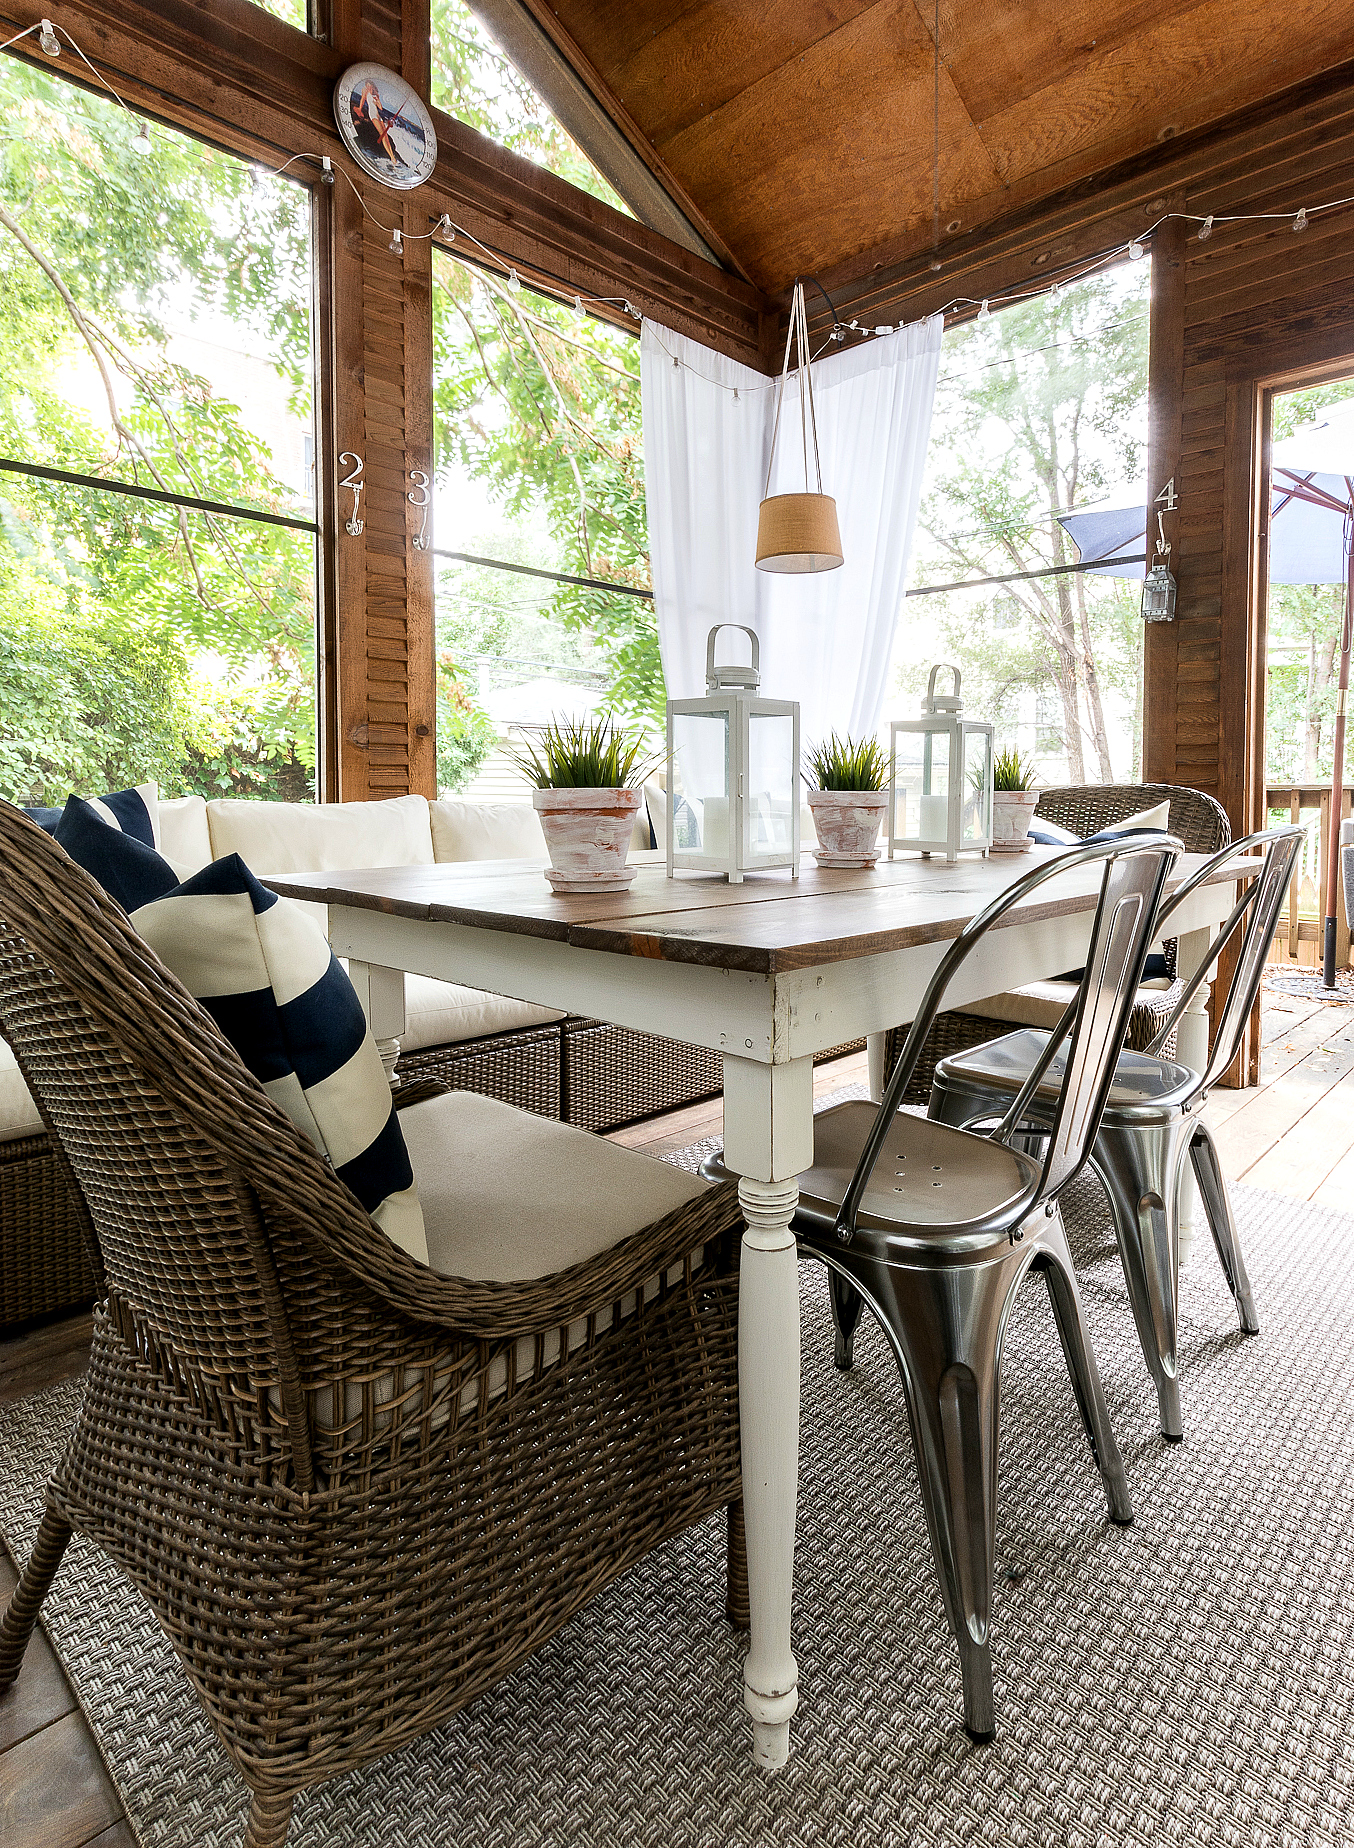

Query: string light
<box><xmin>130</xmin><ymin>119</ymin><xmax>151</xmax><ymax>156</ymax></box>
<box><xmin>1293</xmin><ymin>207</ymin><xmax>1308</xmax><ymax>232</ymax></box>
<box><xmin>320</xmin><ymin>155</ymin><xmax>334</xmax><ymax>185</ymax></box>
<box><xmin>572</xmin><ymin>295</ymin><xmax>585</xmax><ymax>319</ymax></box>
<box><xmin>38</xmin><ymin>18</ymin><xmax>59</xmax><ymax>56</ymax></box>
<box><xmin>977</xmin><ymin>299</ymin><xmax>990</xmax><ymax>318</ymax></box>
<box><xmin>1127</xmin><ymin>237</ymin><xmax>1145</xmax><ymax>259</ymax></box>
<box><xmin>1197</xmin><ymin>215</ymin><xmax>1213</xmax><ymax>240</ymax></box>
<box><xmin>506</xmin><ymin>268</ymin><xmax>521</xmax><ymax>291</ymax></box>
<box><xmin>389</xmin><ymin>227</ymin><xmax>403</xmax><ymax>255</ymax></box>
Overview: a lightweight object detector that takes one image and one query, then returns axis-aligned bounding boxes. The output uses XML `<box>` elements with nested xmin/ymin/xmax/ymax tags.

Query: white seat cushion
<box><xmin>430</xmin><ymin>798</ymin><xmax>545</xmax><ymax>864</ymax></box>
<box><xmin>0</xmin><ymin>1037</ymin><xmax>42</xmax><ymax>1143</ymax></box>
<box><xmin>957</xmin><ymin>976</ymin><xmax>1174</xmax><ymax>1030</ymax></box>
<box><xmin>400</xmin><ymin>975</ymin><xmax>564</xmax><ymax>1052</ymax></box>
<box><xmin>157</xmin><ymin>794</ymin><xmax>213</xmax><ymax>877</ymax></box>
<box><xmin>398</xmin><ymin>1089</ymin><xmax>706</xmax><ymax>1280</ymax></box>
<box><xmin>206</xmin><ymin>794</ymin><xmax>434</xmax><ymax>874</ymax></box>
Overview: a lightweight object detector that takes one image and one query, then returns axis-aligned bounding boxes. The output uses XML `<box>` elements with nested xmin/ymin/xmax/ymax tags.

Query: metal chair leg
<box><xmin>0</xmin><ymin>1507</ymin><xmax>71</xmax><ymax>1692</ymax></box>
<box><xmin>829</xmin><ymin>1269</ymin><xmax>865</xmax><ymax>1370</ymax></box>
<box><xmin>1091</xmin><ymin>1127</ymin><xmax>1188</xmax><ymax>1440</ymax></box>
<box><xmin>1189</xmin><ymin>1119</ymin><xmax>1260</xmax><ymax>1335</ymax></box>
<box><xmin>1033</xmin><ymin>1214</ymin><xmax>1134</xmax><ymax>1524</ymax></box>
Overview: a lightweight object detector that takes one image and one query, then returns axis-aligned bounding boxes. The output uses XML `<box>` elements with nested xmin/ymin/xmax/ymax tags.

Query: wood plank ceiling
<box><xmin>515</xmin><ymin>0</ymin><xmax>1354</xmax><ymax>298</ymax></box>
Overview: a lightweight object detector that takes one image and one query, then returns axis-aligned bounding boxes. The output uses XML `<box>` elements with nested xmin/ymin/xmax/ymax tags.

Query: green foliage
<box><xmin>806</xmin><ymin>733</ymin><xmax>889</xmax><ymax>791</ymax></box>
<box><xmin>508</xmin><ymin>715</ymin><xmax>658</xmax><ymax>789</ymax></box>
<box><xmin>993</xmin><ymin>747</ymin><xmax>1035</xmax><ymax>791</ymax></box>
<box><xmin>436</xmin><ymin>650</ymin><xmax>496</xmax><ymax>793</ymax></box>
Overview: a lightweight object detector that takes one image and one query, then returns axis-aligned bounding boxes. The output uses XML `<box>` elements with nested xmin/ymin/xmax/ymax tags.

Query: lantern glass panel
<box><xmin>963</xmin><ymin>730</ymin><xmax>993</xmax><ymax>843</ymax></box>
<box><xmin>892</xmin><ymin>726</ymin><xmax>951</xmax><ymax>842</ymax></box>
<box><xmin>746</xmin><ymin>710</ymin><xmax>796</xmax><ymax>857</ymax></box>
<box><xmin>670</xmin><ymin>710</ymin><xmax>730</xmax><ymax>857</ymax></box>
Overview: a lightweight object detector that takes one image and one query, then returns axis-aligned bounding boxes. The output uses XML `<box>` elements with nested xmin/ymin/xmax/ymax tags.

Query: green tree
<box><xmin>903</xmin><ymin>271</ymin><xmax>1150</xmax><ymax>783</ymax></box>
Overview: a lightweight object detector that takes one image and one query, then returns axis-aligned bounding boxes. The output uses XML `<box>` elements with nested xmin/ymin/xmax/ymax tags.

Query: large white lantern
<box><xmin>666</xmin><ymin>624</ymin><xmax>800</xmax><ymax>884</ymax></box>
<box><xmin>888</xmin><ymin>663</ymin><xmax>993</xmax><ymax>864</ymax></box>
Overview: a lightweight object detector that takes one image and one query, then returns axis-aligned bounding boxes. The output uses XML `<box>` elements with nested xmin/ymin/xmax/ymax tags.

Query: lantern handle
<box><xmin>705</xmin><ymin>623</ymin><xmax>760</xmax><ymax>691</ymax></box>
<box><xmin>925</xmin><ymin>661</ymin><xmax>963</xmax><ymax>712</ymax></box>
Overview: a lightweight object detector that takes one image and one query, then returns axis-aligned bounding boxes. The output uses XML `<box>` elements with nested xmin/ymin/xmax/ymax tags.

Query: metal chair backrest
<box><xmin>835</xmin><ymin>833</ymin><xmax>1182</xmax><ymax>1241</ymax></box>
<box><xmin>1148</xmin><ymin>824</ymin><xmax>1305</xmax><ymax>1097</ymax></box>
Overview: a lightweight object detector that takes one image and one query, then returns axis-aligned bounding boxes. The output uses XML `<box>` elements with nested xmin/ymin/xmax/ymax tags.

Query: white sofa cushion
<box><xmin>0</xmin><ymin>1038</ymin><xmax>42</xmax><ymax>1144</ymax></box>
<box><xmin>158</xmin><ymin>793</ymin><xmax>213</xmax><ymax>876</ymax></box>
<box><xmin>401</xmin><ymin>975</ymin><xmax>564</xmax><ymax>1051</ymax></box>
<box><xmin>206</xmin><ymin>794</ymin><xmax>434</xmax><ymax>875</ymax></box>
<box><xmin>430</xmin><ymin>798</ymin><xmax>545</xmax><ymax>863</ymax></box>
<box><xmin>399</xmin><ymin>1089</ymin><xmax>706</xmax><ymax>1280</ymax></box>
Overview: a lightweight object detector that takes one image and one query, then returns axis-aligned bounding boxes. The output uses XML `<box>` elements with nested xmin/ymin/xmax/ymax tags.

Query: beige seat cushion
<box><xmin>206</xmin><ymin>793</ymin><xmax>434</xmax><ymax>873</ymax></box>
<box><xmin>430</xmin><ymin>798</ymin><xmax>545</xmax><ymax>864</ymax></box>
<box><xmin>0</xmin><ymin>1037</ymin><xmax>42</xmax><ymax>1144</ymax></box>
<box><xmin>956</xmin><ymin>976</ymin><xmax>1173</xmax><ymax>1031</ymax></box>
<box><xmin>400</xmin><ymin>975</ymin><xmax>564</xmax><ymax>1052</ymax></box>
<box><xmin>398</xmin><ymin>1089</ymin><xmax>706</xmax><ymax>1279</ymax></box>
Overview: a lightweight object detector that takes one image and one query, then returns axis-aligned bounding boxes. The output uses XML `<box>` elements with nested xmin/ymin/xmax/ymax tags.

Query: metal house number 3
<box><xmin>408</xmin><ymin>469</ymin><xmax>431</xmax><ymax>551</ymax></box>
<box><xmin>339</xmin><ymin>452</ymin><xmax>364</xmax><ymax>536</ymax></box>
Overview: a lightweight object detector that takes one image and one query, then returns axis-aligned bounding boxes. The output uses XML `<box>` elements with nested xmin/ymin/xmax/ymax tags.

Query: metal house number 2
<box><xmin>339</xmin><ymin>452</ymin><xmax>364</xmax><ymax>536</ymax></box>
<box><xmin>408</xmin><ymin>469</ymin><xmax>431</xmax><ymax>550</ymax></box>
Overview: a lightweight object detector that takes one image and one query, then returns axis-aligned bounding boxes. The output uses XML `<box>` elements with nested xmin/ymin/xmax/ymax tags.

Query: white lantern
<box><xmin>887</xmin><ymin>663</ymin><xmax>993</xmax><ymax>864</ymax></box>
<box><xmin>666</xmin><ymin>624</ymin><xmax>800</xmax><ymax>884</ymax></box>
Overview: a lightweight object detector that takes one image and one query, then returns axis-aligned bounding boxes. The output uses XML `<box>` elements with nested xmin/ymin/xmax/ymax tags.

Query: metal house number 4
<box><xmin>339</xmin><ymin>452</ymin><xmax>364</xmax><ymax>536</ymax></box>
<box><xmin>408</xmin><ymin>469</ymin><xmax>431</xmax><ymax>550</ymax></box>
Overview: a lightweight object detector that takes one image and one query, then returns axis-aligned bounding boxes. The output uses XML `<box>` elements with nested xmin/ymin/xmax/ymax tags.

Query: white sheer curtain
<box><xmin>640</xmin><ymin>314</ymin><xmax>942</xmax><ymax>745</ymax></box>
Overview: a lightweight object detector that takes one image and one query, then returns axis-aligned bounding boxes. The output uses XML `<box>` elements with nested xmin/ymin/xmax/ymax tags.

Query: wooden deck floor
<box><xmin>5</xmin><ymin>982</ymin><xmax>1354</xmax><ymax>1846</ymax></box>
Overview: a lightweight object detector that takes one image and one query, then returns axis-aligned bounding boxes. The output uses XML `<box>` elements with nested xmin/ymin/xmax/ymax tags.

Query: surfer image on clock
<box><xmin>349</xmin><ymin>76</ymin><xmax>426</xmax><ymax>180</ymax></box>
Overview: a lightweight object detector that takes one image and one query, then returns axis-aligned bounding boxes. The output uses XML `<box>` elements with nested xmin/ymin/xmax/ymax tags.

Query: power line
<box><xmin>0</xmin><ymin>453</ymin><xmax>317</xmax><ymax>533</ymax></box>
<box><xmin>434</xmin><ymin>547</ymin><xmax>653</xmax><ymax>600</ymax></box>
<box><xmin>907</xmin><ymin>555</ymin><xmax>1145</xmax><ymax>597</ymax></box>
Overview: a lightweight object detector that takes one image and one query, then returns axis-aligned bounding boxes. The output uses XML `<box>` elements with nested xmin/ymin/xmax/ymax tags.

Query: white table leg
<box><xmin>722</xmin><ymin>1053</ymin><xmax>815</xmax><ymax>1771</ymax></box>
<box><xmin>1173</xmin><ymin>924</ymin><xmax>1217</xmax><ymax>1267</ymax></box>
<box><xmin>347</xmin><ymin>960</ymin><xmax>407</xmax><ymax>1088</ymax></box>
<box><xmin>866</xmin><ymin>1031</ymin><xmax>888</xmax><ymax>1103</ymax></box>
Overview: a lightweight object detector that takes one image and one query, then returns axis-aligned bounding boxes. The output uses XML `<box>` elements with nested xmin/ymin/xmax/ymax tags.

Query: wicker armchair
<box><xmin>0</xmin><ymin>807</ymin><xmax>745</xmax><ymax>1848</ymax></box>
<box><xmin>885</xmin><ymin>783</ymin><xmax>1232</xmax><ymax>1102</ymax></box>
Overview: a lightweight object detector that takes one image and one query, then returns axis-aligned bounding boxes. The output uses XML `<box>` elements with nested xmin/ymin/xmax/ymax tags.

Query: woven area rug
<box><xmin>4</xmin><ymin>1098</ymin><xmax>1354</xmax><ymax>1847</ymax></box>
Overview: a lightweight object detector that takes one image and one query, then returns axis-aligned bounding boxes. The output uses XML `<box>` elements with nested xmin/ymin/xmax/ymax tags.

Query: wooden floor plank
<box><xmin>0</xmin><ymin>1315</ymin><xmax>93</xmax><ymax>1409</ymax></box>
<box><xmin>1243</xmin><ymin>1060</ymin><xmax>1354</xmax><ymax>1198</ymax></box>
<box><xmin>1211</xmin><ymin>1017</ymin><xmax>1354</xmax><ymax>1181</ymax></box>
<box><xmin>0</xmin><ymin>1709</ymin><xmax>122</xmax><ymax>1848</ymax></box>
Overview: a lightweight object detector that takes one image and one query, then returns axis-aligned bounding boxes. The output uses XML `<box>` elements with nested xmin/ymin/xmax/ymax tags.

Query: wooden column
<box><xmin>1142</xmin><ymin>212</ymin><xmax>1186</xmax><ymax>785</ymax></box>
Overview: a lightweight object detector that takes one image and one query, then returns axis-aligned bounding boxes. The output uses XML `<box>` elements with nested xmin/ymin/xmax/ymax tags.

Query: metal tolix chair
<box><xmin>930</xmin><ymin>825</ymin><xmax>1304</xmax><ymax>1443</ymax></box>
<box><xmin>703</xmin><ymin>833</ymin><xmax>1181</xmax><ymax>1741</ymax></box>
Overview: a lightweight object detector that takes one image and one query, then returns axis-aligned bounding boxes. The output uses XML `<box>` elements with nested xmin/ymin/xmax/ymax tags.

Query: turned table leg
<box><xmin>348</xmin><ymin>960</ymin><xmax>407</xmax><ymax>1088</ymax></box>
<box><xmin>722</xmin><ymin>1054</ymin><xmax>814</xmax><ymax>1770</ymax></box>
<box><xmin>867</xmin><ymin>1031</ymin><xmax>888</xmax><ymax>1104</ymax></box>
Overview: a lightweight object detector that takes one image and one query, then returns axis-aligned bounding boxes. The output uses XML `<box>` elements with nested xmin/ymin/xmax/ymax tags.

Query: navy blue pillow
<box><xmin>53</xmin><ymin>796</ymin><xmax>179</xmax><ymax>914</ymax></box>
<box><xmin>26</xmin><ymin>783</ymin><xmax>157</xmax><ymax>847</ymax></box>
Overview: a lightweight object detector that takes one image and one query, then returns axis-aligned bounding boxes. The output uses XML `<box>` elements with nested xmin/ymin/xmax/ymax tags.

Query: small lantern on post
<box><xmin>666</xmin><ymin>624</ymin><xmax>800</xmax><ymax>883</ymax></box>
<box><xmin>888</xmin><ymin>663</ymin><xmax>993</xmax><ymax>863</ymax></box>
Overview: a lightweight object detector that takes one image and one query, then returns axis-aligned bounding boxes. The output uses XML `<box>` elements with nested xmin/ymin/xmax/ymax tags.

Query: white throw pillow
<box><xmin>1100</xmin><ymin>799</ymin><xmax>1172</xmax><ymax>836</ymax></box>
<box><xmin>429</xmin><ymin>798</ymin><xmax>545</xmax><ymax>863</ymax></box>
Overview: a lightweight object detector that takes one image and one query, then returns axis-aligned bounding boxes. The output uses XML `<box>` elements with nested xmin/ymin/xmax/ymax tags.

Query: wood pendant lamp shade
<box><xmin>756</xmin><ymin>281</ymin><xmax>843</xmax><ymax>574</ymax></box>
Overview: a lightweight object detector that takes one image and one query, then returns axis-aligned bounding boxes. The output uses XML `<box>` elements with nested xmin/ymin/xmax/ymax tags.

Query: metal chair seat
<box><xmin>705</xmin><ymin>1102</ymin><xmax>1040</xmax><ymax>1253</ymax></box>
<box><xmin>939</xmin><ymin>1028</ymin><xmax>1197</xmax><ymax>1120</ymax></box>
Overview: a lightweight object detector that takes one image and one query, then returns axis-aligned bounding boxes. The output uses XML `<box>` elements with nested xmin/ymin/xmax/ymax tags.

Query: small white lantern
<box><xmin>666</xmin><ymin>624</ymin><xmax>800</xmax><ymax>884</ymax></box>
<box><xmin>888</xmin><ymin>663</ymin><xmax>993</xmax><ymax>864</ymax></box>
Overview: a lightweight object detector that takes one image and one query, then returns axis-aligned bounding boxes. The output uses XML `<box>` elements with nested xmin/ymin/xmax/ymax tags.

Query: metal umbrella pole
<box><xmin>1323</xmin><ymin>491</ymin><xmax>1354</xmax><ymax>987</ymax></box>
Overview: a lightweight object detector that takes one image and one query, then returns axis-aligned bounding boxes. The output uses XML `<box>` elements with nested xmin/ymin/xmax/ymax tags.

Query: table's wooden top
<box><xmin>266</xmin><ymin>847</ymin><xmax>1255</xmax><ymax>976</ymax></box>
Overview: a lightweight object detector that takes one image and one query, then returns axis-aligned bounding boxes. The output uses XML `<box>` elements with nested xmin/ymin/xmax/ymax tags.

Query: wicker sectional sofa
<box><xmin>0</xmin><ymin>789</ymin><xmax>856</xmax><ymax>1329</ymax></box>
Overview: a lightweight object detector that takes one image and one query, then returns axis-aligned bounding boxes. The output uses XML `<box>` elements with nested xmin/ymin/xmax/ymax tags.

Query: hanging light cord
<box><xmin>932</xmin><ymin>0</ymin><xmax>940</xmax><ymax>262</ymax></box>
<box><xmin>763</xmin><ymin>281</ymin><xmax>825</xmax><ymax>498</ymax></box>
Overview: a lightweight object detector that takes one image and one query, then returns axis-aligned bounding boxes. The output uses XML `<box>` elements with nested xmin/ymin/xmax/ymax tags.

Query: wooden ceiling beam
<box><xmin>0</xmin><ymin>0</ymin><xmax>769</xmax><ymax>364</ymax></box>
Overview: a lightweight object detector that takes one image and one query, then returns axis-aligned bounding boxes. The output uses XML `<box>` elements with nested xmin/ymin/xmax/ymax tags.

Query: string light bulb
<box><xmin>38</xmin><ymin>19</ymin><xmax>59</xmax><ymax>56</ymax></box>
<box><xmin>437</xmin><ymin>214</ymin><xmax>453</xmax><ymax>238</ymax></box>
<box><xmin>250</xmin><ymin>163</ymin><xmax>270</xmax><ymax>193</ymax></box>
<box><xmin>320</xmin><ymin>156</ymin><xmax>334</xmax><ymax>185</ymax></box>
<box><xmin>506</xmin><ymin>268</ymin><xmax>522</xmax><ymax>292</ymax></box>
<box><xmin>389</xmin><ymin>227</ymin><xmax>403</xmax><ymax>255</ymax></box>
<box><xmin>130</xmin><ymin>119</ymin><xmax>152</xmax><ymax>156</ymax></box>
<box><xmin>572</xmin><ymin>295</ymin><xmax>585</xmax><ymax>319</ymax></box>
<box><xmin>977</xmin><ymin>299</ymin><xmax>990</xmax><ymax>319</ymax></box>
<box><xmin>1197</xmin><ymin>215</ymin><xmax>1213</xmax><ymax>240</ymax></box>
<box><xmin>1293</xmin><ymin>207</ymin><xmax>1308</xmax><ymax>232</ymax></box>
<box><xmin>1128</xmin><ymin>237</ymin><xmax>1145</xmax><ymax>259</ymax></box>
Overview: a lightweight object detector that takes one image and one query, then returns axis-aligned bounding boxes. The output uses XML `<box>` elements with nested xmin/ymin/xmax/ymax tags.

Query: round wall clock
<box><xmin>333</xmin><ymin>63</ymin><xmax>437</xmax><ymax>191</ymax></box>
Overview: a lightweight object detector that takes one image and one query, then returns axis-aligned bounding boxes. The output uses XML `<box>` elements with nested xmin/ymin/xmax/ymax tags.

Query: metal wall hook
<box><xmin>339</xmin><ymin>452</ymin><xmax>364</xmax><ymax>536</ymax></box>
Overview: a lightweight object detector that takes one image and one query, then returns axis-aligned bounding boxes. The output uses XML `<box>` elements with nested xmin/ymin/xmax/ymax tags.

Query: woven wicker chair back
<box><xmin>0</xmin><ymin>805</ymin><xmax>355</xmax><ymax>1446</ymax></box>
<box><xmin>1035</xmin><ymin>783</ymin><xmax>1230</xmax><ymax>856</ymax></box>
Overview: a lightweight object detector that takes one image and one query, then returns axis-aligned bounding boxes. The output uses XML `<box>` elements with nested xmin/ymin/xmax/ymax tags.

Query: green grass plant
<box><xmin>508</xmin><ymin>714</ymin><xmax>660</xmax><ymax>790</ymax></box>
<box><xmin>993</xmin><ymin>747</ymin><xmax>1035</xmax><ymax>792</ymax></box>
<box><xmin>806</xmin><ymin>732</ymin><xmax>890</xmax><ymax>792</ymax></box>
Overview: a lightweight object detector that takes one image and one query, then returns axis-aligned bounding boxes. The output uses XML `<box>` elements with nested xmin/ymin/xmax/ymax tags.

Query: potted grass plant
<box><xmin>991</xmin><ymin>748</ymin><xmax>1040</xmax><ymax>852</ymax></box>
<box><xmin>805</xmin><ymin>733</ymin><xmax>890</xmax><ymax>867</ymax></box>
<box><xmin>510</xmin><ymin>716</ymin><xmax>659</xmax><ymax>892</ymax></box>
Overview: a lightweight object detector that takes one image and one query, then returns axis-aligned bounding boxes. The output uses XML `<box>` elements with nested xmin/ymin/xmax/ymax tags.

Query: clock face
<box><xmin>333</xmin><ymin>63</ymin><xmax>438</xmax><ymax>192</ymax></box>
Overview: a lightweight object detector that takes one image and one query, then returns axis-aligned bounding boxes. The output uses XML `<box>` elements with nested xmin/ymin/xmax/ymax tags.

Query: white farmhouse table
<box><xmin>267</xmin><ymin>845</ymin><xmax>1247</xmax><ymax>1770</ymax></box>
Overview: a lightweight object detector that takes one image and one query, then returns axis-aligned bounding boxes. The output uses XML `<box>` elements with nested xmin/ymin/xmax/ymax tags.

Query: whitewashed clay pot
<box><xmin>807</xmin><ymin>788</ymin><xmax>888</xmax><ymax>867</ymax></box>
<box><xmin>533</xmin><ymin>786</ymin><xmax>640</xmax><ymax>892</ymax></box>
<box><xmin>991</xmin><ymin>789</ymin><xmax>1040</xmax><ymax>853</ymax></box>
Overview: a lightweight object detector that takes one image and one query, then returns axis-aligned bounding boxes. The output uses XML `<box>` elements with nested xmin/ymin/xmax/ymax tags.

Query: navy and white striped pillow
<box><xmin>26</xmin><ymin>782</ymin><xmax>159</xmax><ymax>848</ymax></box>
<box><xmin>130</xmin><ymin>856</ymin><xmax>427</xmax><ymax>1263</ymax></box>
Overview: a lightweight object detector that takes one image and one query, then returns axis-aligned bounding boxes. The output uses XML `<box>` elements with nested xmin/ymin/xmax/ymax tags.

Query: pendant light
<box><xmin>755</xmin><ymin>280</ymin><xmax>843</xmax><ymax>573</ymax></box>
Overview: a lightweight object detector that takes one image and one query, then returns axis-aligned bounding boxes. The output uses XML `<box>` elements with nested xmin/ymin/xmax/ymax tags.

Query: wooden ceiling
<box><xmin>499</xmin><ymin>0</ymin><xmax>1354</xmax><ymax>300</ymax></box>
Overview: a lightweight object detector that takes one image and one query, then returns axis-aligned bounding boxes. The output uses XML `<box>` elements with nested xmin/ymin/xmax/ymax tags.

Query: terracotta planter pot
<box><xmin>532</xmin><ymin>787</ymin><xmax>641</xmax><ymax>892</ymax></box>
<box><xmin>992</xmin><ymin>789</ymin><xmax>1040</xmax><ymax>853</ymax></box>
<box><xmin>807</xmin><ymin>788</ymin><xmax>888</xmax><ymax>867</ymax></box>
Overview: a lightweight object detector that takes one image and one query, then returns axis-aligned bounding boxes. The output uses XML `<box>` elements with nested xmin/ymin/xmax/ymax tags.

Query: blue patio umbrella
<box><xmin>1058</xmin><ymin>395</ymin><xmax>1354</xmax><ymax>984</ymax></box>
